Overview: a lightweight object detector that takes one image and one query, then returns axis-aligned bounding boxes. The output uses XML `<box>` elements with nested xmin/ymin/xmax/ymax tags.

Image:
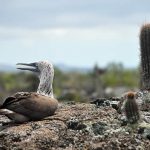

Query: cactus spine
<box><xmin>140</xmin><ymin>24</ymin><xmax>150</xmax><ymax>90</ymax></box>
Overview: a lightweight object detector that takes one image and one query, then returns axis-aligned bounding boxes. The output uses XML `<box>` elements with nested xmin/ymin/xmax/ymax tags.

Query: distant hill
<box><xmin>0</xmin><ymin>64</ymin><xmax>16</xmax><ymax>72</ymax></box>
<box><xmin>0</xmin><ymin>63</ymin><xmax>91</xmax><ymax>73</ymax></box>
<box><xmin>56</xmin><ymin>63</ymin><xmax>91</xmax><ymax>73</ymax></box>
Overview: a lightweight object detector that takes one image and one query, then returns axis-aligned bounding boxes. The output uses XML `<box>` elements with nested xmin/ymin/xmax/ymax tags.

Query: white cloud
<box><xmin>0</xmin><ymin>0</ymin><xmax>147</xmax><ymax>67</ymax></box>
<box><xmin>0</xmin><ymin>0</ymin><xmax>150</xmax><ymax>28</ymax></box>
<box><xmin>0</xmin><ymin>24</ymin><xmax>138</xmax><ymax>42</ymax></box>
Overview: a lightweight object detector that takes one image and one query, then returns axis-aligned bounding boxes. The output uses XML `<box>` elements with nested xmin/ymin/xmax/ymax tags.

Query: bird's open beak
<box><xmin>16</xmin><ymin>62</ymin><xmax>39</xmax><ymax>72</ymax></box>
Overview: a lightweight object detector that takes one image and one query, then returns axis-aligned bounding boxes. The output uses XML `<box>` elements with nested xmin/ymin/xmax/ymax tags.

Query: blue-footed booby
<box><xmin>0</xmin><ymin>61</ymin><xmax>58</xmax><ymax>123</ymax></box>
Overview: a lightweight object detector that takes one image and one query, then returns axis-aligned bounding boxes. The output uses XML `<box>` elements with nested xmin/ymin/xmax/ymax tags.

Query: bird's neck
<box><xmin>37</xmin><ymin>74</ymin><xmax>54</xmax><ymax>98</ymax></box>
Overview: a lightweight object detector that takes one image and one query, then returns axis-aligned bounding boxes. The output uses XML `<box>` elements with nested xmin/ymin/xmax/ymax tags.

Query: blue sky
<box><xmin>0</xmin><ymin>0</ymin><xmax>150</xmax><ymax>68</ymax></box>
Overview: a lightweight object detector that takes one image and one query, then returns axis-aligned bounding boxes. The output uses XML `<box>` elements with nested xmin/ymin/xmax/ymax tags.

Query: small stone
<box><xmin>111</xmin><ymin>101</ymin><xmax>119</xmax><ymax>110</ymax></box>
<box><xmin>92</xmin><ymin>121</ymin><xmax>108</xmax><ymax>135</ymax></box>
<box><xmin>125</xmin><ymin>132</ymin><xmax>129</xmax><ymax>135</ymax></box>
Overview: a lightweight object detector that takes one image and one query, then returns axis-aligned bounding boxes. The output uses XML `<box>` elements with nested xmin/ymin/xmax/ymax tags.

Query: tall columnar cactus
<box><xmin>140</xmin><ymin>24</ymin><xmax>150</xmax><ymax>90</ymax></box>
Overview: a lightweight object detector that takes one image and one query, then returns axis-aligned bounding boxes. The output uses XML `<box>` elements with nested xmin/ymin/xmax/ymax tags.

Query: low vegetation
<box><xmin>0</xmin><ymin>63</ymin><xmax>139</xmax><ymax>103</ymax></box>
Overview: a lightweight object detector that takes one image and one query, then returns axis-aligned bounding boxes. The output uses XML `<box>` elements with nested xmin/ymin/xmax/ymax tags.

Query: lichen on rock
<box><xmin>0</xmin><ymin>101</ymin><xmax>150</xmax><ymax>150</ymax></box>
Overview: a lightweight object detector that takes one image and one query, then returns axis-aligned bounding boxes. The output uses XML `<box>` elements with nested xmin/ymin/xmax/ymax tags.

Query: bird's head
<box><xmin>17</xmin><ymin>61</ymin><xmax>54</xmax><ymax>97</ymax></box>
<box><xmin>17</xmin><ymin>61</ymin><xmax>54</xmax><ymax>79</ymax></box>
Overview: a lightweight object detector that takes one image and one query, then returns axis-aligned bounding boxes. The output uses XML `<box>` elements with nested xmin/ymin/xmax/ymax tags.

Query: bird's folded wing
<box><xmin>2</xmin><ymin>92</ymin><xmax>58</xmax><ymax>120</ymax></box>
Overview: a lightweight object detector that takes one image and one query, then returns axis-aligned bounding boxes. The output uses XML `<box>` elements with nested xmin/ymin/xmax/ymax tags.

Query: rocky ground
<box><xmin>0</xmin><ymin>94</ymin><xmax>150</xmax><ymax>150</ymax></box>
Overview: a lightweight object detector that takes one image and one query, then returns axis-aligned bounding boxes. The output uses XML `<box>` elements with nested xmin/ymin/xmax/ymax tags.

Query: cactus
<box><xmin>124</xmin><ymin>92</ymin><xmax>140</xmax><ymax>124</ymax></box>
<box><xmin>140</xmin><ymin>24</ymin><xmax>150</xmax><ymax>90</ymax></box>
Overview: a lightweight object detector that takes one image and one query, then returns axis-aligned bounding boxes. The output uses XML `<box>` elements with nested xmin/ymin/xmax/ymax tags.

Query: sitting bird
<box><xmin>0</xmin><ymin>61</ymin><xmax>58</xmax><ymax>123</ymax></box>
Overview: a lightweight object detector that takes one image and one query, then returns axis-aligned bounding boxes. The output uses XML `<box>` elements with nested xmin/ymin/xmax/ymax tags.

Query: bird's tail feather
<box><xmin>0</xmin><ymin>109</ymin><xmax>14</xmax><ymax>115</ymax></box>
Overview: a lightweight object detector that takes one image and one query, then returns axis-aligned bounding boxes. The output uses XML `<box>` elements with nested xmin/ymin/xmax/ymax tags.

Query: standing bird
<box><xmin>0</xmin><ymin>61</ymin><xmax>58</xmax><ymax>123</ymax></box>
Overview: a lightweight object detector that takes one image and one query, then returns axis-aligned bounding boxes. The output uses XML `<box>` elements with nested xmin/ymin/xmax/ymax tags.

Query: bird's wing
<box><xmin>2</xmin><ymin>92</ymin><xmax>58</xmax><ymax>120</ymax></box>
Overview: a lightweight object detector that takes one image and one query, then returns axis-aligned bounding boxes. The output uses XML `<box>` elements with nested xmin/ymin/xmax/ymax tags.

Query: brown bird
<box><xmin>0</xmin><ymin>61</ymin><xmax>58</xmax><ymax>123</ymax></box>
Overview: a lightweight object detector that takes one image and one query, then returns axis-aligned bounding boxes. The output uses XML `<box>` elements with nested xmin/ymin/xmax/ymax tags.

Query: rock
<box><xmin>138</xmin><ymin>123</ymin><xmax>150</xmax><ymax>140</ymax></box>
<box><xmin>90</xmin><ymin>97</ymin><xmax>120</xmax><ymax>111</ymax></box>
<box><xmin>0</xmin><ymin>102</ymin><xmax>149</xmax><ymax>149</ymax></box>
<box><xmin>66</xmin><ymin>117</ymin><xmax>86</xmax><ymax>130</ymax></box>
<box><xmin>144</xmin><ymin>128</ymin><xmax>150</xmax><ymax>140</ymax></box>
<box><xmin>120</xmin><ymin>116</ymin><xmax>128</xmax><ymax>126</ymax></box>
<box><xmin>92</xmin><ymin>121</ymin><xmax>108</xmax><ymax>135</ymax></box>
<box><xmin>90</xmin><ymin>98</ymin><xmax>108</xmax><ymax>107</ymax></box>
<box><xmin>136</xmin><ymin>90</ymin><xmax>150</xmax><ymax>111</ymax></box>
<box><xmin>110</xmin><ymin>101</ymin><xmax>119</xmax><ymax>111</ymax></box>
<box><xmin>143</xmin><ymin>112</ymin><xmax>150</xmax><ymax>123</ymax></box>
